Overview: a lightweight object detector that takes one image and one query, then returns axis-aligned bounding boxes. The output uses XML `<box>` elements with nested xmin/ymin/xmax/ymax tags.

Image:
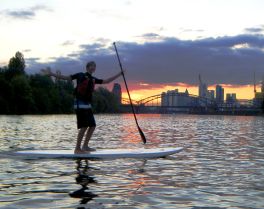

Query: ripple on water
<box><xmin>0</xmin><ymin>114</ymin><xmax>264</xmax><ymax>208</ymax></box>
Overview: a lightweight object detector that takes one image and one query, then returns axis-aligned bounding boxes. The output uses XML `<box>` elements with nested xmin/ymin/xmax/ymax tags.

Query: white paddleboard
<box><xmin>14</xmin><ymin>147</ymin><xmax>183</xmax><ymax>159</ymax></box>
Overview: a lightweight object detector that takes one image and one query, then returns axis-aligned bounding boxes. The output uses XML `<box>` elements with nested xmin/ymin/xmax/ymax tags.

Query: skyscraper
<box><xmin>226</xmin><ymin>93</ymin><xmax>237</xmax><ymax>105</ymax></box>
<box><xmin>198</xmin><ymin>74</ymin><xmax>208</xmax><ymax>98</ymax></box>
<box><xmin>161</xmin><ymin>92</ymin><xmax>168</xmax><ymax>106</ymax></box>
<box><xmin>253</xmin><ymin>75</ymin><xmax>264</xmax><ymax>107</ymax></box>
<box><xmin>262</xmin><ymin>76</ymin><xmax>264</xmax><ymax>94</ymax></box>
<box><xmin>112</xmin><ymin>83</ymin><xmax>122</xmax><ymax>104</ymax></box>
<box><xmin>208</xmin><ymin>90</ymin><xmax>215</xmax><ymax>100</ymax></box>
<box><xmin>216</xmin><ymin>85</ymin><xmax>224</xmax><ymax>104</ymax></box>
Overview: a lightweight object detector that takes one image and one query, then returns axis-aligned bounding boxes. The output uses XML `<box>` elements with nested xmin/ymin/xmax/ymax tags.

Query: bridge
<box><xmin>121</xmin><ymin>93</ymin><xmax>260</xmax><ymax>114</ymax></box>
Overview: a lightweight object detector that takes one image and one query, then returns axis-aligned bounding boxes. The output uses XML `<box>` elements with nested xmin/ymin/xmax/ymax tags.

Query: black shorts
<box><xmin>75</xmin><ymin>108</ymin><xmax>96</xmax><ymax>129</ymax></box>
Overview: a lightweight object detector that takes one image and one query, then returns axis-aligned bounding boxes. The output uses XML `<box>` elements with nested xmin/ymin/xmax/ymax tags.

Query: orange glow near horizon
<box><xmin>121</xmin><ymin>83</ymin><xmax>261</xmax><ymax>102</ymax></box>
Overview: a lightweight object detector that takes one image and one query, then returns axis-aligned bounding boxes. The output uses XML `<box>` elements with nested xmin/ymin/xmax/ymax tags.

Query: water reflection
<box><xmin>1</xmin><ymin>114</ymin><xmax>264</xmax><ymax>208</ymax></box>
<box><xmin>68</xmin><ymin>159</ymin><xmax>149</xmax><ymax>208</ymax></box>
<box><xmin>69</xmin><ymin>159</ymin><xmax>98</xmax><ymax>206</ymax></box>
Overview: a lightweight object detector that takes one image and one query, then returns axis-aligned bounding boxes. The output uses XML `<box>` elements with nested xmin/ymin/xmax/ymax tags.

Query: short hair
<box><xmin>86</xmin><ymin>61</ymin><xmax>96</xmax><ymax>69</ymax></box>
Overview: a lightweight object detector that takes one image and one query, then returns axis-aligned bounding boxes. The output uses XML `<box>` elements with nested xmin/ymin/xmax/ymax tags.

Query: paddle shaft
<box><xmin>113</xmin><ymin>42</ymin><xmax>146</xmax><ymax>144</ymax></box>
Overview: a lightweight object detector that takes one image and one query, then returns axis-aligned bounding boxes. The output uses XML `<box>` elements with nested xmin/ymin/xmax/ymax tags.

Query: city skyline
<box><xmin>121</xmin><ymin>78</ymin><xmax>263</xmax><ymax>101</ymax></box>
<box><xmin>1</xmin><ymin>0</ymin><xmax>264</xmax><ymax>100</ymax></box>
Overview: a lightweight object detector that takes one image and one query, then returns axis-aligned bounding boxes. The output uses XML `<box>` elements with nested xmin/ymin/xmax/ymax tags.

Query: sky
<box><xmin>1</xmin><ymin>0</ymin><xmax>264</xmax><ymax>100</ymax></box>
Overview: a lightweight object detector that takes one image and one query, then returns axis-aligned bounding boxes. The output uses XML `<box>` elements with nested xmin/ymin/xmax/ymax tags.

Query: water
<box><xmin>0</xmin><ymin>114</ymin><xmax>264</xmax><ymax>209</ymax></box>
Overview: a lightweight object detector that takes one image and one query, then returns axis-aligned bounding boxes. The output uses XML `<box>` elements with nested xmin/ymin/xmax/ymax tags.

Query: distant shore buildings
<box><xmin>253</xmin><ymin>75</ymin><xmax>264</xmax><ymax>107</ymax></box>
<box><xmin>216</xmin><ymin>85</ymin><xmax>224</xmax><ymax>104</ymax></box>
<box><xmin>198</xmin><ymin>74</ymin><xmax>208</xmax><ymax>99</ymax></box>
<box><xmin>118</xmin><ymin>72</ymin><xmax>263</xmax><ymax>111</ymax></box>
<box><xmin>160</xmin><ymin>74</ymin><xmax>264</xmax><ymax>109</ymax></box>
<box><xmin>161</xmin><ymin>89</ymin><xmax>194</xmax><ymax>107</ymax></box>
<box><xmin>226</xmin><ymin>93</ymin><xmax>237</xmax><ymax>106</ymax></box>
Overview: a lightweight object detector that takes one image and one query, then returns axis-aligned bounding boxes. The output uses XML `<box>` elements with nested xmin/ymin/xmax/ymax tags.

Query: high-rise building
<box><xmin>226</xmin><ymin>93</ymin><xmax>237</xmax><ymax>105</ymax></box>
<box><xmin>198</xmin><ymin>74</ymin><xmax>208</xmax><ymax>98</ymax></box>
<box><xmin>216</xmin><ymin>85</ymin><xmax>224</xmax><ymax>104</ymax></box>
<box><xmin>161</xmin><ymin>92</ymin><xmax>168</xmax><ymax>106</ymax></box>
<box><xmin>208</xmin><ymin>90</ymin><xmax>215</xmax><ymax>101</ymax></box>
<box><xmin>161</xmin><ymin>89</ymin><xmax>192</xmax><ymax>107</ymax></box>
<box><xmin>262</xmin><ymin>76</ymin><xmax>264</xmax><ymax>94</ymax></box>
<box><xmin>112</xmin><ymin>83</ymin><xmax>122</xmax><ymax>104</ymax></box>
<box><xmin>253</xmin><ymin>75</ymin><xmax>264</xmax><ymax>107</ymax></box>
<box><xmin>167</xmin><ymin>89</ymin><xmax>178</xmax><ymax>106</ymax></box>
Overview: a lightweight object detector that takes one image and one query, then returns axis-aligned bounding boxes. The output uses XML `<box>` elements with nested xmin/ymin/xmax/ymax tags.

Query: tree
<box><xmin>0</xmin><ymin>72</ymin><xmax>13</xmax><ymax>114</ymax></box>
<box><xmin>6</xmin><ymin>51</ymin><xmax>25</xmax><ymax>79</ymax></box>
<box><xmin>93</xmin><ymin>87</ymin><xmax>120</xmax><ymax>113</ymax></box>
<box><xmin>0</xmin><ymin>52</ymin><xmax>120</xmax><ymax>114</ymax></box>
<box><xmin>55</xmin><ymin>79</ymin><xmax>74</xmax><ymax>113</ymax></box>
<box><xmin>30</xmin><ymin>74</ymin><xmax>54</xmax><ymax>113</ymax></box>
<box><xmin>0</xmin><ymin>73</ymin><xmax>11</xmax><ymax>113</ymax></box>
<box><xmin>10</xmin><ymin>75</ymin><xmax>35</xmax><ymax>114</ymax></box>
<box><xmin>29</xmin><ymin>74</ymin><xmax>74</xmax><ymax>114</ymax></box>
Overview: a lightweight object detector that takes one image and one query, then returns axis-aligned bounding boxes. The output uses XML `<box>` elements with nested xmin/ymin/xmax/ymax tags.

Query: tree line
<box><xmin>0</xmin><ymin>52</ymin><xmax>120</xmax><ymax>115</ymax></box>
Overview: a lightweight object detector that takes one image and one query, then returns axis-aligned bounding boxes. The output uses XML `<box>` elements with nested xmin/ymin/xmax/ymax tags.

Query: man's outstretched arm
<box><xmin>102</xmin><ymin>71</ymin><xmax>123</xmax><ymax>84</ymax></box>
<box><xmin>41</xmin><ymin>68</ymin><xmax>72</xmax><ymax>81</ymax></box>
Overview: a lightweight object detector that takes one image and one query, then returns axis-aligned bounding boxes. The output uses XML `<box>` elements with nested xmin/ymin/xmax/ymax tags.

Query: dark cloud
<box><xmin>78</xmin><ymin>43</ymin><xmax>113</xmax><ymax>57</ymax></box>
<box><xmin>67</xmin><ymin>53</ymin><xmax>80</xmax><ymax>58</ymax></box>
<box><xmin>22</xmin><ymin>49</ymin><xmax>32</xmax><ymax>53</ymax></box>
<box><xmin>6</xmin><ymin>10</ymin><xmax>35</xmax><ymax>19</ymax></box>
<box><xmin>25</xmin><ymin>57</ymin><xmax>41</xmax><ymax>69</ymax></box>
<box><xmin>142</xmin><ymin>33</ymin><xmax>160</xmax><ymax>38</ymax></box>
<box><xmin>244</xmin><ymin>27</ymin><xmax>264</xmax><ymax>33</ymax></box>
<box><xmin>26</xmin><ymin>33</ymin><xmax>264</xmax><ymax>86</ymax></box>
<box><xmin>61</xmin><ymin>40</ymin><xmax>74</xmax><ymax>46</ymax></box>
<box><xmin>26</xmin><ymin>57</ymin><xmax>40</xmax><ymax>62</ymax></box>
<box><xmin>191</xmin><ymin>34</ymin><xmax>264</xmax><ymax>48</ymax></box>
<box><xmin>139</xmin><ymin>33</ymin><xmax>163</xmax><ymax>41</ymax></box>
<box><xmin>1</xmin><ymin>5</ymin><xmax>52</xmax><ymax>20</ymax></box>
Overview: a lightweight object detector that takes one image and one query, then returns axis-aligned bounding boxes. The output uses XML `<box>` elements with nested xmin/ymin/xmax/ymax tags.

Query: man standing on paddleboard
<box><xmin>41</xmin><ymin>61</ymin><xmax>123</xmax><ymax>154</ymax></box>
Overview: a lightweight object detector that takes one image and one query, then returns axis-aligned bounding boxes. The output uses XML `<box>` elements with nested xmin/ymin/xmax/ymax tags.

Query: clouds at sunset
<box><xmin>26</xmin><ymin>33</ymin><xmax>264</xmax><ymax>87</ymax></box>
<box><xmin>1</xmin><ymin>0</ymin><xmax>264</xmax><ymax>100</ymax></box>
<box><xmin>0</xmin><ymin>5</ymin><xmax>52</xmax><ymax>20</ymax></box>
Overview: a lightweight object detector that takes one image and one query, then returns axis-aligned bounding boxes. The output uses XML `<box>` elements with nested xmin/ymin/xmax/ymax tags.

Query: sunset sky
<box><xmin>1</xmin><ymin>0</ymin><xmax>264</xmax><ymax>100</ymax></box>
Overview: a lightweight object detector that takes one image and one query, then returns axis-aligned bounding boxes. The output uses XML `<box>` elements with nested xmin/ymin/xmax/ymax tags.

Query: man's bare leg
<box><xmin>82</xmin><ymin>126</ymin><xmax>96</xmax><ymax>151</ymax></box>
<box><xmin>75</xmin><ymin>127</ymin><xmax>88</xmax><ymax>154</ymax></box>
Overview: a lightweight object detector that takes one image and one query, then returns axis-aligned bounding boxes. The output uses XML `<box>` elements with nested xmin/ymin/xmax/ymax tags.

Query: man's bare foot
<box><xmin>82</xmin><ymin>147</ymin><xmax>96</xmax><ymax>152</ymax></box>
<box><xmin>74</xmin><ymin>149</ymin><xmax>89</xmax><ymax>154</ymax></box>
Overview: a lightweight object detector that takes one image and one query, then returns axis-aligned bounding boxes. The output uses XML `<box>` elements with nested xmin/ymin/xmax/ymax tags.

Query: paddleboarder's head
<box><xmin>86</xmin><ymin>61</ymin><xmax>96</xmax><ymax>74</ymax></box>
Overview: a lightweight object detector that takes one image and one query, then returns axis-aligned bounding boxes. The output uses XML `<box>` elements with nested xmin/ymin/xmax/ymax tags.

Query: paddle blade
<box><xmin>138</xmin><ymin>126</ymin><xmax>147</xmax><ymax>144</ymax></box>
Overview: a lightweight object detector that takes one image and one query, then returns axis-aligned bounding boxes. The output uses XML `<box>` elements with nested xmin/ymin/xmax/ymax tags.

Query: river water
<box><xmin>0</xmin><ymin>114</ymin><xmax>264</xmax><ymax>209</ymax></box>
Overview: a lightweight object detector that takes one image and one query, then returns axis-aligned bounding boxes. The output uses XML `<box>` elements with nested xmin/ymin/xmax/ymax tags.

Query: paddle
<box><xmin>113</xmin><ymin>42</ymin><xmax>147</xmax><ymax>144</ymax></box>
